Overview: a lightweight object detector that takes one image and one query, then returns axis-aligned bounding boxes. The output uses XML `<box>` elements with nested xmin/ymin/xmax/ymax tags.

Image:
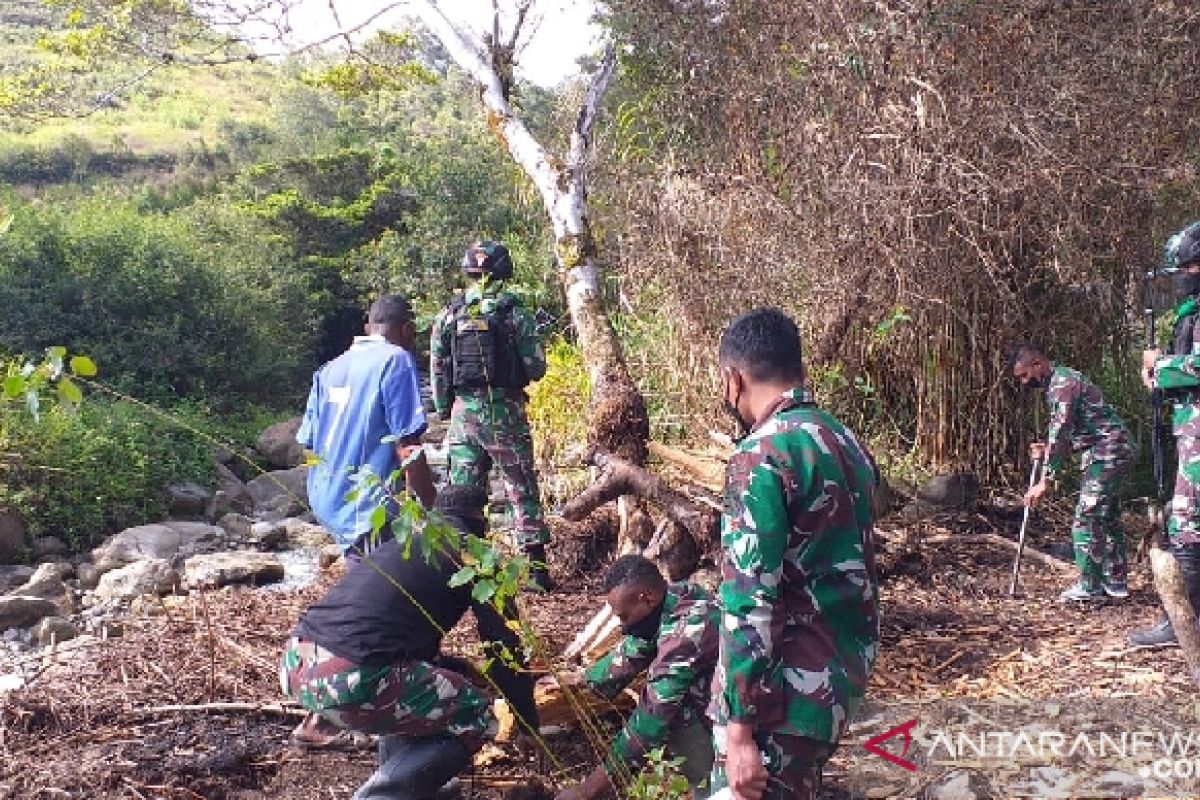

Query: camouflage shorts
<box><xmin>710</xmin><ymin>726</ymin><xmax>836</xmax><ymax>800</ymax></box>
<box><xmin>279</xmin><ymin>638</ymin><xmax>495</xmax><ymax>752</ymax></box>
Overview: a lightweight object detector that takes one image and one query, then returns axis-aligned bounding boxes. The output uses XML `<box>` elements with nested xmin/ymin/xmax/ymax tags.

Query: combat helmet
<box><xmin>1164</xmin><ymin>221</ymin><xmax>1200</xmax><ymax>271</ymax></box>
<box><xmin>462</xmin><ymin>240</ymin><xmax>514</xmax><ymax>280</ymax></box>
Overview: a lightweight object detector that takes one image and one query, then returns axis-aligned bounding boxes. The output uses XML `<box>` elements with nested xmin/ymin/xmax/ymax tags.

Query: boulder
<box><xmin>214</xmin><ymin>444</ymin><xmax>261</xmax><ymax>483</ymax></box>
<box><xmin>182</xmin><ymin>552</ymin><xmax>285</xmax><ymax>589</ymax></box>
<box><xmin>256</xmin><ymin>417</ymin><xmax>305</xmax><ymax>469</ymax></box>
<box><xmin>166</xmin><ymin>481</ymin><xmax>212</xmax><ymax>518</ymax></box>
<box><xmin>30</xmin><ymin>536</ymin><xmax>69</xmax><ymax>559</ymax></box>
<box><xmin>916</xmin><ymin>472</ymin><xmax>980</xmax><ymax>509</ymax></box>
<box><xmin>284</xmin><ymin>518</ymin><xmax>330</xmax><ymax>549</ymax></box>
<box><xmin>32</xmin><ymin>616</ymin><xmax>79</xmax><ymax>647</ymax></box>
<box><xmin>217</xmin><ymin>513</ymin><xmax>254</xmax><ymax>540</ymax></box>
<box><xmin>0</xmin><ymin>512</ymin><xmax>26</xmax><ymax>563</ymax></box>
<box><xmin>93</xmin><ymin>559</ymin><xmax>179</xmax><ymax>601</ymax></box>
<box><xmin>91</xmin><ymin>521</ymin><xmax>227</xmax><ymax>572</ymax></box>
<box><xmin>0</xmin><ymin>596</ymin><xmax>59</xmax><ymax>631</ymax></box>
<box><xmin>0</xmin><ymin>566</ymin><xmax>35</xmax><ymax>594</ymax></box>
<box><xmin>13</xmin><ymin>562</ymin><xmax>73</xmax><ymax>611</ymax></box>
<box><xmin>246</xmin><ymin>467</ymin><xmax>309</xmax><ymax>513</ymax></box>
<box><xmin>207</xmin><ymin>463</ymin><xmax>254</xmax><ymax>518</ymax></box>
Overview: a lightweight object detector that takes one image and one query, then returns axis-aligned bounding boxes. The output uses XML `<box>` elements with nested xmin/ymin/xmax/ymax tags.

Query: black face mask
<box><xmin>1176</xmin><ymin>272</ymin><xmax>1200</xmax><ymax>297</ymax></box>
<box><xmin>622</xmin><ymin>594</ymin><xmax>666</xmax><ymax>639</ymax></box>
<box><xmin>723</xmin><ymin>376</ymin><xmax>751</xmax><ymax>442</ymax></box>
<box><xmin>1023</xmin><ymin>375</ymin><xmax>1046</xmax><ymax>390</ymax></box>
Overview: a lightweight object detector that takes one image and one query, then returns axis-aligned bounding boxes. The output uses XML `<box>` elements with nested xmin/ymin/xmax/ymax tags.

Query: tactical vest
<box><xmin>1171</xmin><ymin>309</ymin><xmax>1197</xmax><ymax>358</ymax></box>
<box><xmin>448</xmin><ymin>295</ymin><xmax>527</xmax><ymax>390</ymax></box>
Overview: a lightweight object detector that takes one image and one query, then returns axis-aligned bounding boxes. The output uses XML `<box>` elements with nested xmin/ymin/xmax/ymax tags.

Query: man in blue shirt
<box><xmin>292</xmin><ymin>294</ymin><xmax>437</xmax><ymax>750</ymax></box>
<box><xmin>297</xmin><ymin>293</ymin><xmax>436</xmax><ymax>560</ymax></box>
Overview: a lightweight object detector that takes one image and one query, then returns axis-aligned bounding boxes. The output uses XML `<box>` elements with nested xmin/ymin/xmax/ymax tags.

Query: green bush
<box><xmin>0</xmin><ymin>395</ymin><xmax>289</xmax><ymax>551</ymax></box>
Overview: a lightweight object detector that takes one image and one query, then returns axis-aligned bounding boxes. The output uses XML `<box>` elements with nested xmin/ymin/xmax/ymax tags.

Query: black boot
<box><xmin>524</xmin><ymin>544</ymin><xmax>554</xmax><ymax>592</ymax></box>
<box><xmin>1128</xmin><ymin>544</ymin><xmax>1200</xmax><ymax>649</ymax></box>
<box><xmin>352</xmin><ymin>735</ymin><xmax>468</xmax><ymax>800</ymax></box>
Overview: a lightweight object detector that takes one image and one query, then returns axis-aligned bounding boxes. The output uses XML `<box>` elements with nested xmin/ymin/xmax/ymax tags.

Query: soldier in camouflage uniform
<box><xmin>1132</xmin><ymin>220</ymin><xmax>1200</xmax><ymax>648</ymax></box>
<box><xmin>280</xmin><ymin>486</ymin><xmax>539</xmax><ymax>800</ymax></box>
<box><xmin>1011</xmin><ymin>345</ymin><xmax>1135</xmax><ymax>603</ymax></box>
<box><xmin>556</xmin><ymin>555</ymin><xmax>719</xmax><ymax>800</ymax></box>
<box><xmin>711</xmin><ymin>308</ymin><xmax>880</xmax><ymax>800</ymax></box>
<box><xmin>430</xmin><ymin>240</ymin><xmax>551</xmax><ymax>590</ymax></box>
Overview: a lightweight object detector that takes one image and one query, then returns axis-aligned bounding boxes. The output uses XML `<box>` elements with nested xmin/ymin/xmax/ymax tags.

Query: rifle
<box><xmin>1137</xmin><ymin>293</ymin><xmax>1173</xmax><ymax>562</ymax></box>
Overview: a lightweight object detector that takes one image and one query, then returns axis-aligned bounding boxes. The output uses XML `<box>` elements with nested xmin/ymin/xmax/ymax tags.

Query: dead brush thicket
<box><xmin>598</xmin><ymin>0</ymin><xmax>1200</xmax><ymax>482</ymax></box>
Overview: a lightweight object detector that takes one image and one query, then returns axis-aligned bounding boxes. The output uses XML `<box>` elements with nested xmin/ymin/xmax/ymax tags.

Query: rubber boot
<box><xmin>524</xmin><ymin>544</ymin><xmax>554</xmax><ymax>592</ymax></box>
<box><xmin>352</xmin><ymin>735</ymin><xmax>468</xmax><ymax>800</ymax></box>
<box><xmin>1128</xmin><ymin>544</ymin><xmax>1200</xmax><ymax>649</ymax></box>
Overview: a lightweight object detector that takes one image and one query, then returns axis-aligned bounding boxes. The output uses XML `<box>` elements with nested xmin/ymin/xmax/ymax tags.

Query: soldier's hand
<box><xmin>724</xmin><ymin>724</ymin><xmax>769</xmax><ymax>800</ymax></box>
<box><xmin>1024</xmin><ymin>477</ymin><xmax>1049</xmax><ymax>508</ymax></box>
<box><xmin>1028</xmin><ymin>442</ymin><xmax>1046</xmax><ymax>461</ymax></box>
<box><xmin>1143</xmin><ymin>349</ymin><xmax>1160</xmax><ymax>388</ymax></box>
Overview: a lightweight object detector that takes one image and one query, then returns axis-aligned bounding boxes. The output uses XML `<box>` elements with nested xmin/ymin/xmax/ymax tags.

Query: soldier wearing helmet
<box><xmin>1132</xmin><ymin>220</ymin><xmax>1200</xmax><ymax>648</ymax></box>
<box><xmin>430</xmin><ymin>240</ymin><xmax>552</xmax><ymax>591</ymax></box>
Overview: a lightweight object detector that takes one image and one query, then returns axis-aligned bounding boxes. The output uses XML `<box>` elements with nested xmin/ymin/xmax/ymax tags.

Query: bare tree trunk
<box><xmin>412</xmin><ymin>4</ymin><xmax>649</xmax><ymax>464</ymax></box>
<box><xmin>1149</xmin><ymin>546</ymin><xmax>1200</xmax><ymax>686</ymax></box>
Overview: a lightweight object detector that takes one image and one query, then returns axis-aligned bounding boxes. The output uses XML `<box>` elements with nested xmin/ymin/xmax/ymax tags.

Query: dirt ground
<box><xmin>0</xmin><ymin>504</ymin><xmax>1194</xmax><ymax>799</ymax></box>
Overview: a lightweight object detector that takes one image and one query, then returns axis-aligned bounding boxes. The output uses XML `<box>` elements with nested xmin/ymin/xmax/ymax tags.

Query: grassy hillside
<box><xmin>0</xmin><ymin>0</ymin><xmax>276</xmax><ymax>172</ymax></box>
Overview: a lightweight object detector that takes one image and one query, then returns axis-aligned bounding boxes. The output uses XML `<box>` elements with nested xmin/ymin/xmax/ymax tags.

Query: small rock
<box><xmin>87</xmin><ymin>618</ymin><xmax>123</xmax><ymax>638</ymax></box>
<box><xmin>318</xmin><ymin>544</ymin><xmax>343</xmax><ymax>570</ymax></box>
<box><xmin>75</xmin><ymin>563</ymin><xmax>103</xmax><ymax>590</ymax></box>
<box><xmin>32</xmin><ymin>616</ymin><xmax>79</xmax><ymax>647</ymax></box>
<box><xmin>166</xmin><ymin>481</ymin><xmax>212</xmax><ymax>518</ymax></box>
<box><xmin>30</xmin><ymin>536</ymin><xmax>69</xmax><ymax>559</ymax></box>
<box><xmin>0</xmin><ymin>566</ymin><xmax>35</xmax><ymax>594</ymax></box>
<box><xmin>218</xmin><ymin>513</ymin><xmax>254</xmax><ymax>540</ymax></box>
<box><xmin>183</xmin><ymin>552</ymin><xmax>285</xmax><ymax>589</ymax></box>
<box><xmin>0</xmin><ymin>673</ymin><xmax>25</xmax><ymax>692</ymax></box>
<box><xmin>285</xmin><ymin>518</ymin><xmax>330</xmax><ymax>549</ymax></box>
<box><xmin>0</xmin><ymin>595</ymin><xmax>60</xmax><ymax>631</ymax></box>
<box><xmin>916</xmin><ymin>472</ymin><xmax>980</xmax><ymax>509</ymax></box>
<box><xmin>255</xmin><ymin>416</ymin><xmax>305</xmax><ymax>469</ymax></box>
<box><xmin>12</xmin><ymin>563</ymin><xmax>73</xmax><ymax>613</ymax></box>
<box><xmin>0</xmin><ymin>512</ymin><xmax>26</xmax><ymax>564</ymax></box>
<box><xmin>249</xmin><ymin>521</ymin><xmax>287</xmax><ymax>551</ymax></box>
<box><xmin>94</xmin><ymin>559</ymin><xmax>179</xmax><ymax>602</ymax></box>
<box><xmin>130</xmin><ymin>593</ymin><xmax>189</xmax><ymax>617</ymax></box>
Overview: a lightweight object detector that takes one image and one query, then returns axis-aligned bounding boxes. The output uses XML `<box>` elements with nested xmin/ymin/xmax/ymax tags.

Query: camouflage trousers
<box><xmin>279</xmin><ymin>638</ymin><xmax>494</xmax><ymax>753</ymax></box>
<box><xmin>1071</xmin><ymin>450</ymin><xmax>1133</xmax><ymax>589</ymax></box>
<box><xmin>1169</xmin><ymin>432</ymin><xmax>1200</xmax><ymax>547</ymax></box>
<box><xmin>448</xmin><ymin>392</ymin><xmax>549</xmax><ymax>550</ymax></box>
<box><xmin>710</xmin><ymin>725</ymin><xmax>836</xmax><ymax>800</ymax></box>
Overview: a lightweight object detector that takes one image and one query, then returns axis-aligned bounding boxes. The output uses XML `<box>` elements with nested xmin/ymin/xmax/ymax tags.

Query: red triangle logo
<box><xmin>863</xmin><ymin>718</ymin><xmax>918</xmax><ymax>772</ymax></box>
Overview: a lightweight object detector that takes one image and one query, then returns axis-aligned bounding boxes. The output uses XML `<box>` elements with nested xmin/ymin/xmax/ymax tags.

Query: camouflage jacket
<box><xmin>430</xmin><ymin>279</ymin><xmax>546</xmax><ymax>417</ymax></box>
<box><xmin>585</xmin><ymin>582</ymin><xmax>718</xmax><ymax>775</ymax></box>
<box><xmin>714</xmin><ymin>387</ymin><xmax>879</xmax><ymax>744</ymax></box>
<box><xmin>1154</xmin><ymin>297</ymin><xmax>1200</xmax><ymax>435</ymax></box>
<box><xmin>1043</xmin><ymin>364</ymin><xmax>1133</xmax><ymax>478</ymax></box>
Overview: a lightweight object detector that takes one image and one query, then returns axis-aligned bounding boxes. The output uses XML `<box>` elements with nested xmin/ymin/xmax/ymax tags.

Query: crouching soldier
<box><xmin>556</xmin><ymin>555</ymin><xmax>719</xmax><ymax>800</ymax></box>
<box><xmin>280</xmin><ymin>485</ymin><xmax>539</xmax><ymax>800</ymax></box>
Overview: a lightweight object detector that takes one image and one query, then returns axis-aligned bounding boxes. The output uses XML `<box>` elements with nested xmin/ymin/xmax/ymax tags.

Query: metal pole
<box><xmin>1009</xmin><ymin>455</ymin><xmax>1044</xmax><ymax>596</ymax></box>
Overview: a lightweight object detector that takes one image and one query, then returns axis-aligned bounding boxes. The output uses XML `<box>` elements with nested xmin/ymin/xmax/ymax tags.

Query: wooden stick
<box><xmin>923</xmin><ymin>532</ymin><xmax>1074</xmax><ymax>573</ymax></box>
<box><xmin>130</xmin><ymin>701</ymin><xmax>306</xmax><ymax>717</ymax></box>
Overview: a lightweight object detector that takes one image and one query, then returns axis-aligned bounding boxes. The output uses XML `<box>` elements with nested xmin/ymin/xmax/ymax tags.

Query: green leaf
<box><xmin>471</xmin><ymin>581</ymin><xmax>496</xmax><ymax>605</ymax></box>
<box><xmin>47</xmin><ymin>346</ymin><xmax>67</xmax><ymax>360</ymax></box>
<box><xmin>369</xmin><ymin>505</ymin><xmax>387</xmax><ymax>533</ymax></box>
<box><xmin>68</xmin><ymin>355</ymin><xmax>97</xmax><ymax>377</ymax></box>
<box><xmin>57</xmin><ymin>377</ymin><xmax>82</xmax><ymax>405</ymax></box>
<box><xmin>448</xmin><ymin>566</ymin><xmax>476</xmax><ymax>588</ymax></box>
<box><xmin>2</xmin><ymin>375</ymin><xmax>23</xmax><ymax>399</ymax></box>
